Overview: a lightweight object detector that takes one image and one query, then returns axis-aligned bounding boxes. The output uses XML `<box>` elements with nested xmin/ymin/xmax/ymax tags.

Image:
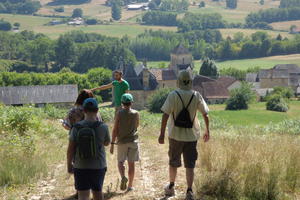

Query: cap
<box><xmin>83</xmin><ymin>98</ymin><xmax>98</xmax><ymax>109</ymax></box>
<box><xmin>121</xmin><ymin>93</ymin><xmax>134</xmax><ymax>103</ymax></box>
<box><xmin>177</xmin><ymin>70</ymin><xmax>193</xmax><ymax>90</ymax></box>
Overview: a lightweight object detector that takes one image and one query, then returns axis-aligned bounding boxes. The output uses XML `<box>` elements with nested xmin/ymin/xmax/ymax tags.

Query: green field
<box><xmin>147</xmin><ymin>54</ymin><xmax>300</xmax><ymax>71</ymax></box>
<box><xmin>209</xmin><ymin>101</ymin><xmax>300</xmax><ymax>126</ymax></box>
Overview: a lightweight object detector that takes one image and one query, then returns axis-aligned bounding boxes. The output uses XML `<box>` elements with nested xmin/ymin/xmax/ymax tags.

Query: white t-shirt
<box><xmin>161</xmin><ymin>89</ymin><xmax>209</xmax><ymax>142</ymax></box>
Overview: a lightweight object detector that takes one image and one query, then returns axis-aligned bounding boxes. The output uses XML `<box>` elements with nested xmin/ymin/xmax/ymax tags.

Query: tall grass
<box><xmin>195</xmin><ymin>134</ymin><xmax>300</xmax><ymax>200</ymax></box>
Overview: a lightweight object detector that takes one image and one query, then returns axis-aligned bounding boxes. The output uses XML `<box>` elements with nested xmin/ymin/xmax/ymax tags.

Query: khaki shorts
<box><xmin>117</xmin><ymin>142</ymin><xmax>140</xmax><ymax>162</ymax></box>
<box><xmin>168</xmin><ymin>138</ymin><xmax>198</xmax><ymax>168</ymax></box>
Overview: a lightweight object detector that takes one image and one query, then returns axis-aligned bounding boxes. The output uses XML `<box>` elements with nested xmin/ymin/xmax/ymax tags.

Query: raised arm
<box><xmin>91</xmin><ymin>82</ymin><xmax>113</xmax><ymax>92</ymax></box>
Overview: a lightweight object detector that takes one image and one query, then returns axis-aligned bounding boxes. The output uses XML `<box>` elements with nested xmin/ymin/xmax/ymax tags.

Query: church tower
<box><xmin>170</xmin><ymin>44</ymin><xmax>193</xmax><ymax>76</ymax></box>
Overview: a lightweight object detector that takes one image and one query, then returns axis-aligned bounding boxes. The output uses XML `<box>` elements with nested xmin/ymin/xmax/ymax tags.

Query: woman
<box><xmin>62</xmin><ymin>89</ymin><xmax>101</xmax><ymax>130</ymax></box>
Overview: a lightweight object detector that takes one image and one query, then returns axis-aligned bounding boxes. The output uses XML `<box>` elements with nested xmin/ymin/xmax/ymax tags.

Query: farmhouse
<box><xmin>0</xmin><ymin>85</ymin><xmax>78</xmax><ymax>106</ymax></box>
<box><xmin>127</xmin><ymin>3</ymin><xmax>148</xmax><ymax>10</ymax></box>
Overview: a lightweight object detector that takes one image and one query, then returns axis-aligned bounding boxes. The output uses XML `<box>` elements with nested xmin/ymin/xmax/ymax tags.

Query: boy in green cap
<box><xmin>110</xmin><ymin>93</ymin><xmax>140</xmax><ymax>192</ymax></box>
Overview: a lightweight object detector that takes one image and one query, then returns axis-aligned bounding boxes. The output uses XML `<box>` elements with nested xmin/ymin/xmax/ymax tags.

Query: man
<box><xmin>110</xmin><ymin>93</ymin><xmax>140</xmax><ymax>192</ymax></box>
<box><xmin>67</xmin><ymin>98</ymin><xmax>111</xmax><ymax>200</ymax></box>
<box><xmin>91</xmin><ymin>70</ymin><xmax>130</xmax><ymax>116</ymax></box>
<box><xmin>158</xmin><ymin>70</ymin><xmax>210</xmax><ymax>200</ymax></box>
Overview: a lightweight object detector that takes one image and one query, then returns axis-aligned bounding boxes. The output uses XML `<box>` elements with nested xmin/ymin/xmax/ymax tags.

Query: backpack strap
<box><xmin>175</xmin><ymin>90</ymin><xmax>185</xmax><ymax>107</ymax></box>
<box><xmin>186</xmin><ymin>92</ymin><xmax>195</xmax><ymax>109</ymax></box>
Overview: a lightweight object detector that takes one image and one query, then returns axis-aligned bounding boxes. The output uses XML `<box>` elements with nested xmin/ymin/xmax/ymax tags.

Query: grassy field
<box><xmin>219</xmin><ymin>28</ymin><xmax>291</xmax><ymax>39</ymax></box>
<box><xmin>209</xmin><ymin>101</ymin><xmax>300</xmax><ymax>126</ymax></box>
<box><xmin>147</xmin><ymin>54</ymin><xmax>300</xmax><ymax>71</ymax></box>
<box><xmin>271</xmin><ymin>20</ymin><xmax>300</xmax><ymax>31</ymax></box>
<box><xmin>1</xmin><ymin>102</ymin><xmax>300</xmax><ymax>199</ymax></box>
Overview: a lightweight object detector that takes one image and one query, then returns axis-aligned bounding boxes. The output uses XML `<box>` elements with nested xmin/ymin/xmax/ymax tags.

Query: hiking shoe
<box><xmin>127</xmin><ymin>187</ymin><xmax>134</xmax><ymax>192</ymax></box>
<box><xmin>120</xmin><ymin>176</ymin><xmax>128</xmax><ymax>191</ymax></box>
<box><xmin>164</xmin><ymin>184</ymin><xmax>175</xmax><ymax>197</ymax></box>
<box><xmin>185</xmin><ymin>191</ymin><xmax>195</xmax><ymax>200</ymax></box>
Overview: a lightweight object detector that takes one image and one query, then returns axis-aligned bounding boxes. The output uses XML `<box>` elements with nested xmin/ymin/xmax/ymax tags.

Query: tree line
<box><xmin>246</xmin><ymin>7</ymin><xmax>300</xmax><ymax>26</ymax></box>
<box><xmin>279</xmin><ymin>0</ymin><xmax>300</xmax><ymax>8</ymax></box>
<box><xmin>0</xmin><ymin>0</ymin><xmax>41</xmax><ymax>14</ymax></box>
<box><xmin>0</xmin><ymin>68</ymin><xmax>112</xmax><ymax>101</ymax></box>
<box><xmin>0</xmin><ymin>30</ymin><xmax>136</xmax><ymax>73</ymax></box>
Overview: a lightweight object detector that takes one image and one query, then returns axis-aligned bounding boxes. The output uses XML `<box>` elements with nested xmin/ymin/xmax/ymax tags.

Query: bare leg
<box><xmin>169</xmin><ymin>166</ymin><xmax>177</xmax><ymax>183</ymax></box>
<box><xmin>78</xmin><ymin>190</ymin><xmax>90</xmax><ymax>200</ymax></box>
<box><xmin>128</xmin><ymin>162</ymin><xmax>135</xmax><ymax>188</ymax></box>
<box><xmin>118</xmin><ymin>161</ymin><xmax>126</xmax><ymax>178</ymax></box>
<box><xmin>92</xmin><ymin>190</ymin><xmax>104</xmax><ymax>200</ymax></box>
<box><xmin>186</xmin><ymin>168</ymin><xmax>194</xmax><ymax>189</ymax></box>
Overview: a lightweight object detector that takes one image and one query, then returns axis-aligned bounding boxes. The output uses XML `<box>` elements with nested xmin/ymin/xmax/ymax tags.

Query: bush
<box><xmin>147</xmin><ymin>88</ymin><xmax>174</xmax><ymax>113</ymax></box>
<box><xmin>266</xmin><ymin>95</ymin><xmax>289</xmax><ymax>112</ymax></box>
<box><xmin>85</xmin><ymin>18</ymin><xmax>98</xmax><ymax>25</ymax></box>
<box><xmin>72</xmin><ymin>8</ymin><xmax>83</xmax><ymax>18</ymax></box>
<box><xmin>226</xmin><ymin>82</ymin><xmax>256</xmax><ymax>110</ymax></box>
<box><xmin>0</xmin><ymin>20</ymin><xmax>11</xmax><ymax>31</ymax></box>
<box><xmin>54</xmin><ymin>6</ymin><xmax>64</xmax><ymax>12</ymax></box>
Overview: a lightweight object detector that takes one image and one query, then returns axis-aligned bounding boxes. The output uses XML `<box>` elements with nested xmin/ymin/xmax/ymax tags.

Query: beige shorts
<box><xmin>117</xmin><ymin>142</ymin><xmax>140</xmax><ymax>162</ymax></box>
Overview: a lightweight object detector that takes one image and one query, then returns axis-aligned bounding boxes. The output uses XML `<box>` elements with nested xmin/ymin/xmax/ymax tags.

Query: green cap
<box><xmin>177</xmin><ymin>70</ymin><xmax>193</xmax><ymax>90</ymax></box>
<box><xmin>121</xmin><ymin>93</ymin><xmax>134</xmax><ymax>103</ymax></box>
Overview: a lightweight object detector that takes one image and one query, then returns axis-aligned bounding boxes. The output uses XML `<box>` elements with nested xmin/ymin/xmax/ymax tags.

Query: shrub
<box><xmin>226</xmin><ymin>82</ymin><xmax>256</xmax><ymax>110</ymax></box>
<box><xmin>85</xmin><ymin>18</ymin><xmax>98</xmax><ymax>25</ymax></box>
<box><xmin>54</xmin><ymin>6</ymin><xmax>64</xmax><ymax>12</ymax></box>
<box><xmin>147</xmin><ymin>87</ymin><xmax>174</xmax><ymax>113</ymax></box>
<box><xmin>266</xmin><ymin>95</ymin><xmax>289</xmax><ymax>112</ymax></box>
<box><xmin>0</xmin><ymin>20</ymin><xmax>12</xmax><ymax>31</ymax></box>
<box><xmin>72</xmin><ymin>8</ymin><xmax>83</xmax><ymax>18</ymax></box>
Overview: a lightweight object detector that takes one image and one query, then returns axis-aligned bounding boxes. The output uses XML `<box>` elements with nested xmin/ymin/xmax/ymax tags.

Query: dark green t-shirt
<box><xmin>112</xmin><ymin>80</ymin><xmax>130</xmax><ymax>106</ymax></box>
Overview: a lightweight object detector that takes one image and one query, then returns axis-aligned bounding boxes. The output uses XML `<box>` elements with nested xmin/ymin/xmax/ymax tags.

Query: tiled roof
<box><xmin>138</xmin><ymin>69</ymin><xmax>159</xmax><ymax>90</ymax></box>
<box><xmin>123</xmin><ymin>65</ymin><xmax>144</xmax><ymax>90</ymax></box>
<box><xmin>171</xmin><ymin>44</ymin><xmax>190</xmax><ymax>55</ymax></box>
<box><xmin>258</xmin><ymin>69</ymin><xmax>289</xmax><ymax>79</ymax></box>
<box><xmin>149</xmin><ymin>68</ymin><xmax>177</xmax><ymax>81</ymax></box>
<box><xmin>217</xmin><ymin>76</ymin><xmax>238</xmax><ymax>88</ymax></box>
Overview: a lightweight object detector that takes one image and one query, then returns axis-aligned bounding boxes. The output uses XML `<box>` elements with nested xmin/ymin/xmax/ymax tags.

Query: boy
<box><xmin>67</xmin><ymin>98</ymin><xmax>111</xmax><ymax>200</ymax></box>
<box><xmin>110</xmin><ymin>93</ymin><xmax>140</xmax><ymax>191</ymax></box>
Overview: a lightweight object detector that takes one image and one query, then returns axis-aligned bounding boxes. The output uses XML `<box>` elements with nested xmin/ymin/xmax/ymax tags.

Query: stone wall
<box><xmin>157</xmin><ymin>80</ymin><xmax>177</xmax><ymax>89</ymax></box>
<box><xmin>260</xmin><ymin>78</ymin><xmax>289</xmax><ymax>88</ymax></box>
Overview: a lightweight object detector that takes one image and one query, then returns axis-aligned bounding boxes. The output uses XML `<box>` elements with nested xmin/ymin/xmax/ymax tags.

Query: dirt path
<box><xmin>22</xmin><ymin>129</ymin><xmax>188</xmax><ymax>200</ymax></box>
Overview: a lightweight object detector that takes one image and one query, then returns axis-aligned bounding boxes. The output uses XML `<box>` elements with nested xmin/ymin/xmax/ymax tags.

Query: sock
<box><xmin>187</xmin><ymin>188</ymin><xmax>193</xmax><ymax>193</ymax></box>
<box><xmin>169</xmin><ymin>182</ymin><xmax>175</xmax><ymax>189</ymax></box>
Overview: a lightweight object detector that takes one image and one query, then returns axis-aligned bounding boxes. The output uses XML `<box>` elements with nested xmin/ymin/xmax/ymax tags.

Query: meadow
<box><xmin>1</xmin><ymin>100</ymin><xmax>300</xmax><ymax>199</ymax></box>
<box><xmin>147</xmin><ymin>54</ymin><xmax>300</xmax><ymax>71</ymax></box>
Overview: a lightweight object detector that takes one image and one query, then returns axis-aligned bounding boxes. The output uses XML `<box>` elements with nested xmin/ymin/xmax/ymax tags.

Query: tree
<box><xmin>266</xmin><ymin>95</ymin><xmax>289</xmax><ymax>112</ymax></box>
<box><xmin>199</xmin><ymin>1</ymin><xmax>205</xmax><ymax>7</ymax></box>
<box><xmin>0</xmin><ymin>20</ymin><xmax>12</xmax><ymax>31</ymax></box>
<box><xmin>54</xmin><ymin>35</ymin><xmax>76</xmax><ymax>71</ymax></box>
<box><xmin>85</xmin><ymin>18</ymin><xmax>98</xmax><ymax>25</ymax></box>
<box><xmin>72</xmin><ymin>8</ymin><xmax>83</xmax><ymax>18</ymax></box>
<box><xmin>13</xmin><ymin>22</ymin><xmax>20</xmax><ymax>28</ymax></box>
<box><xmin>226</xmin><ymin>82</ymin><xmax>256</xmax><ymax>110</ymax></box>
<box><xmin>276</xmin><ymin>34</ymin><xmax>283</xmax><ymax>41</ymax></box>
<box><xmin>290</xmin><ymin>25</ymin><xmax>297</xmax><ymax>33</ymax></box>
<box><xmin>147</xmin><ymin>88</ymin><xmax>174</xmax><ymax>113</ymax></box>
<box><xmin>259</xmin><ymin>0</ymin><xmax>264</xmax><ymax>5</ymax></box>
<box><xmin>199</xmin><ymin>58</ymin><xmax>219</xmax><ymax>78</ymax></box>
<box><xmin>54</xmin><ymin>7</ymin><xmax>64</xmax><ymax>12</ymax></box>
<box><xmin>226</xmin><ymin>0</ymin><xmax>237</xmax><ymax>9</ymax></box>
<box><xmin>111</xmin><ymin>0</ymin><xmax>121</xmax><ymax>21</ymax></box>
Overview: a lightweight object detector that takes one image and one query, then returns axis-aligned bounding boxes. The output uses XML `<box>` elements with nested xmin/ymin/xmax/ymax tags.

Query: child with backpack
<box><xmin>110</xmin><ymin>93</ymin><xmax>140</xmax><ymax>192</ymax></box>
<box><xmin>67</xmin><ymin>98</ymin><xmax>110</xmax><ymax>200</ymax></box>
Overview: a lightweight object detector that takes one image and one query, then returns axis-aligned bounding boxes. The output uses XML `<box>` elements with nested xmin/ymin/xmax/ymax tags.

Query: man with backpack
<box><xmin>67</xmin><ymin>98</ymin><xmax>111</xmax><ymax>200</ymax></box>
<box><xmin>158</xmin><ymin>70</ymin><xmax>210</xmax><ymax>200</ymax></box>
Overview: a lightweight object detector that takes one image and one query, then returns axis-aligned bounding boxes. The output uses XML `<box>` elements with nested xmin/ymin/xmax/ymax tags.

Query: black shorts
<box><xmin>74</xmin><ymin>168</ymin><xmax>107</xmax><ymax>191</ymax></box>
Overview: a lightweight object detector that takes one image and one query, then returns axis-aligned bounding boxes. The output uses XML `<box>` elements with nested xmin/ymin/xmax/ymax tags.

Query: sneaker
<box><xmin>127</xmin><ymin>187</ymin><xmax>134</xmax><ymax>192</ymax></box>
<box><xmin>185</xmin><ymin>191</ymin><xmax>195</xmax><ymax>200</ymax></box>
<box><xmin>120</xmin><ymin>176</ymin><xmax>128</xmax><ymax>191</ymax></box>
<box><xmin>164</xmin><ymin>184</ymin><xmax>175</xmax><ymax>197</ymax></box>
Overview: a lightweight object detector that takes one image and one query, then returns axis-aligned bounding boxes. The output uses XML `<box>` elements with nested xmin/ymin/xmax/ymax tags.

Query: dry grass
<box><xmin>271</xmin><ymin>20</ymin><xmax>300</xmax><ymax>32</ymax></box>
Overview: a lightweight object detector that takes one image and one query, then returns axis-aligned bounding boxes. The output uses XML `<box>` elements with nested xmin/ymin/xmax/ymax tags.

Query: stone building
<box><xmin>258</xmin><ymin>64</ymin><xmax>300</xmax><ymax>90</ymax></box>
<box><xmin>0</xmin><ymin>85</ymin><xmax>78</xmax><ymax>106</ymax></box>
<box><xmin>169</xmin><ymin>44</ymin><xmax>193</xmax><ymax>76</ymax></box>
<box><xmin>123</xmin><ymin>64</ymin><xmax>158</xmax><ymax>109</ymax></box>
